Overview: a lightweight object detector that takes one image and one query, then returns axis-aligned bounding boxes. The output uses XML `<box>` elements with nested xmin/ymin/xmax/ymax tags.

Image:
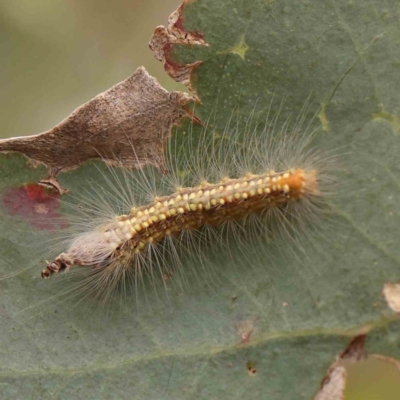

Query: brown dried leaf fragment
<box><xmin>150</xmin><ymin>1</ymin><xmax>208</xmax><ymax>88</ymax></box>
<box><xmin>0</xmin><ymin>67</ymin><xmax>191</xmax><ymax>193</ymax></box>
<box><xmin>383</xmin><ymin>282</ymin><xmax>400</xmax><ymax>313</ymax></box>
<box><xmin>314</xmin><ymin>365</ymin><xmax>347</xmax><ymax>400</ymax></box>
<box><xmin>314</xmin><ymin>335</ymin><xmax>366</xmax><ymax>400</ymax></box>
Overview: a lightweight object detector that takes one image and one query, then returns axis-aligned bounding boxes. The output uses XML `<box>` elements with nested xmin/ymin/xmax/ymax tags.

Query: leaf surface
<box><xmin>1</xmin><ymin>1</ymin><xmax>400</xmax><ymax>399</ymax></box>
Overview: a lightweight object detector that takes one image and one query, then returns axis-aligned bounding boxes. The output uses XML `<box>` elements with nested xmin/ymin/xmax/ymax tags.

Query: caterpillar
<box><xmin>34</xmin><ymin>102</ymin><xmax>336</xmax><ymax>305</ymax></box>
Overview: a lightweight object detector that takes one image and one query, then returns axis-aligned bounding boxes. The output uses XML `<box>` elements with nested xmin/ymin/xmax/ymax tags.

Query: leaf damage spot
<box><xmin>246</xmin><ymin>360</ymin><xmax>257</xmax><ymax>376</ymax></box>
<box><xmin>149</xmin><ymin>1</ymin><xmax>208</xmax><ymax>88</ymax></box>
<box><xmin>2</xmin><ymin>184</ymin><xmax>66</xmax><ymax>231</ymax></box>
<box><xmin>382</xmin><ymin>282</ymin><xmax>400</xmax><ymax>313</ymax></box>
<box><xmin>314</xmin><ymin>365</ymin><xmax>347</xmax><ymax>400</ymax></box>
<box><xmin>0</xmin><ymin>67</ymin><xmax>192</xmax><ymax>193</ymax></box>
<box><xmin>236</xmin><ymin>318</ymin><xmax>256</xmax><ymax>344</ymax></box>
<box><xmin>314</xmin><ymin>335</ymin><xmax>366</xmax><ymax>400</ymax></box>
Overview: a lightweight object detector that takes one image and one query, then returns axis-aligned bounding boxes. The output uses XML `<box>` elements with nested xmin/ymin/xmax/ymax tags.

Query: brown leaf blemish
<box><xmin>149</xmin><ymin>1</ymin><xmax>208</xmax><ymax>89</ymax></box>
<box><xmin>2</xmin><ymin>184</ymin><xmax>66</xmax><ymax>231</ymax></box>
<box><xmin>383</xmin><ymin>282</ymin><xmax>400</xmax><ymax>313</ymax></box>
<box><xmin>314</xmin><ymin>335</ymin><xmax>366</xmax><ymax>400</ymax></box>
<box><xmin>339</xmin><ymin>335</ymin><xmax>366</xmax><ymax>362</ymax></box>
<box><xmin>246</xmin><ymin>360</ymin><xmax>257</xmax><ymax>376</ymax></box>
<box><xmin>0</xmin><ymin>67</ymin><xmax>192</xmax><ymax>193</ymax></box>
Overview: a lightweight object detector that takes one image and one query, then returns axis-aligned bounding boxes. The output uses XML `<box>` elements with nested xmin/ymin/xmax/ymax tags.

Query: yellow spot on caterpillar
<box><xmin>189</xmin><ymin>193</ymin><xmax>196</xmax><ymax>200</ymax></box>
<box><xmin>178</xmin><ymin>207</ymin><xmax>185</xmax><ymax>214</ymax></box>
<box><xmin>151</xmin><ymin>215</ymin><xmax>159</xmax><ymax>222</ymax></box>
<box><xmin>134</xmin><ymin>224</ymin><xmax>142</xmax><ymax>231</ymax></box>
<box><xmin>190</xmin><ymin>204</ymin><xmax>197</xmax><ymax>211</ymax></box>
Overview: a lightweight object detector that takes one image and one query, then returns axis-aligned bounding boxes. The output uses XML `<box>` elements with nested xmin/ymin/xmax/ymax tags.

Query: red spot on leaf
<box><xmin>2</xmin><ymin>184</ymin><xmax>67</xmax><ymax>231</ymax></box>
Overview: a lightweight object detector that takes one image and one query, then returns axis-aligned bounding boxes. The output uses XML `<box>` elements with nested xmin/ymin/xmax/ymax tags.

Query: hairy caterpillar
<box><xmin>30</xmin><ymin>102</ymin><xmax>336</xmax><ymax>306</ymax></box>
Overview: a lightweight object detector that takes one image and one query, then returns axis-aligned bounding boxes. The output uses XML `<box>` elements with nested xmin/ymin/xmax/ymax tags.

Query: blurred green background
<box><xmin>1</xmin><ymin>0</ymin><xmax>399</xmax><ymax>398</ymax></box>
<box><xmin>0</xmin><ymin>0</ymin><xmax>183</xmax><ymax>139</ymax></box>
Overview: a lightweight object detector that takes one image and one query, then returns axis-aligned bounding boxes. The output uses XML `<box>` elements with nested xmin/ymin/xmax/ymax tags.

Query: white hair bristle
<box><xmin>2</xmin><ymin>100</ymin><xmax>340</xmax><ymax>314</ymax></box>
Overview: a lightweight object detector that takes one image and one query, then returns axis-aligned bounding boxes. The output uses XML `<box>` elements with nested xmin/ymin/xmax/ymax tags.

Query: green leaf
<box><xmin>1</xmin><ymin>1</ymin><xmax>400</xmax><ymax>399</ymax></box>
